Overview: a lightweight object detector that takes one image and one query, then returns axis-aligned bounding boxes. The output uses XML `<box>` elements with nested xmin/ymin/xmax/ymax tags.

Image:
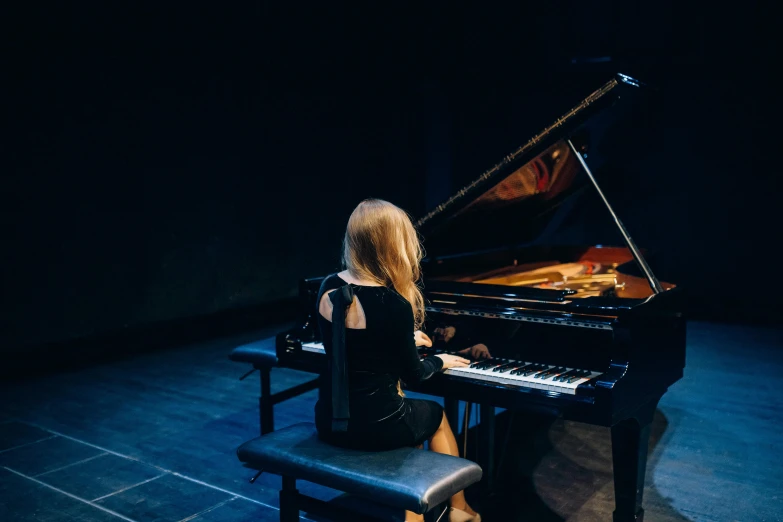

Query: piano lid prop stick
<box><xmin>566</xmin><ymin>139</ymin><xmax>663</xmax><ymax>294</ymax></box>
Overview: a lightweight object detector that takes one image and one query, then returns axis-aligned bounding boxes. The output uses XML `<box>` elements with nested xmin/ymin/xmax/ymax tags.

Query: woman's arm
<box><xmin>392</xmin><ymin>302</ymin><xmax>444</xmax><ymax>384</ymax></box>
<box><xmin>392</xmin><ymin>301</ymin><xmax>471</xmax><ymax>383</ymax></box>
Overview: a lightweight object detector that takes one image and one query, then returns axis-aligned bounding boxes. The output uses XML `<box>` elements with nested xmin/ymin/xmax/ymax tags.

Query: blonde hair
<box><xmin>342</xmin><ymin>199</ymin><xmax>425</xmax><ymax>329</ymax></box>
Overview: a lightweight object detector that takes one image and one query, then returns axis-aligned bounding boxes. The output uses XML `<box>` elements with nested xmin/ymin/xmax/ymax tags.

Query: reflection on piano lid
<box><xmin>417</xmin><ymin>73</ymin><xmax>673</xmax><ymax>302</ymax></box>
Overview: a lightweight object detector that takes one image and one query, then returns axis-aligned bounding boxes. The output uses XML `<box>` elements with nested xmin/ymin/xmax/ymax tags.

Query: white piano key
<box><xmin>300</xmin><ymin>345</ymin><xmax>601</xmax><ymax>395</ymax></box>
<box><xmin>552</xmin><ymin>371</ymin><xmax>602</xmax><ymax>392</ymax></box>
<box><xmin>445</xmin><ymin>362</ymin><xmax>600</xmax><ymax>395</ymax></box>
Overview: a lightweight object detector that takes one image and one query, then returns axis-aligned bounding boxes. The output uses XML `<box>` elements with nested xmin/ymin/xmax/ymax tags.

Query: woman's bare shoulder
<box><xmin>318</xmin><ymin>283</ymin><xmax>366</xmax><ymax>329</ymax></box>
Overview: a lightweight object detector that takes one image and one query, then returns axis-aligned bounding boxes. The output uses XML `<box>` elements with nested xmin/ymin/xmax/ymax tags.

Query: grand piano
<box><xmin>275</xmin><ymin>73</ymin><xmax>686</xmax><ymax>522</ymax></box>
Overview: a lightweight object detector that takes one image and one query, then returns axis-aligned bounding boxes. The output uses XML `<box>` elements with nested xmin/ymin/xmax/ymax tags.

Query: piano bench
<box><xmin>230</xmin><ymin>337</ymin><xmax>319</xmax><ymax>435</ymax></box>
<box><xmin>230</xmin><ymin>336</ymin><xmax>279</xmax><ymax>367</ymax></box>
<box><xmin>237</xmin><ymin>422</ymin><xmax>483</xmax><ymax>522</ymax></box>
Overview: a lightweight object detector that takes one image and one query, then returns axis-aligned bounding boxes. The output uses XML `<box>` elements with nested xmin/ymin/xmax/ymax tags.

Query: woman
<box><xmin>315</xmin><ymin>199</ymin><xmax>481</xmax><ymax>522</ymax></box>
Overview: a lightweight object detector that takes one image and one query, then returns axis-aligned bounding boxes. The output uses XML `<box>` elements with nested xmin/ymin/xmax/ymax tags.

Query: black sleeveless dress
<box><xmin>314</xmin><ymin>273</ymin><xmax>444</xmax><ymax>450</ymax></box>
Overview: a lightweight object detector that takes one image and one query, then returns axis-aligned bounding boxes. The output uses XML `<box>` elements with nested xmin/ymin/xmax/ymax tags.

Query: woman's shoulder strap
<box><xmin>328</xmin><ymin>283</ymin><xmax>354</xmax><ymax>307</ymax></box>
<box><xmin>327</xmin><ymin>281</ymin><xmax>353</xmax><ymax>433</ymax></box>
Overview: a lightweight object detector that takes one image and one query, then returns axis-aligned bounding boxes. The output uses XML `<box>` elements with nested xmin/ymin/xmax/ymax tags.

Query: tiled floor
<box><xmin>0</xmin><ymin>419</ymin><xmax>282</xmax><ymax>522</ymax></box>
<box><xmin>1</xmin><ymin>466</ymin><xmax>122</xmax><ymax>522</ymax></box>
<box><xmin>2</xmin><ymin>322</ymin><xmax>782</xmax><ymax>521</ymax></box>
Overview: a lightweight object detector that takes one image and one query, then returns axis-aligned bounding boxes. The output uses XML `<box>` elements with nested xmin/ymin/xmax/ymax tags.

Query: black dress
<box><xmin>314</xmin><ymin>273</ymin><xmax>445</xmax><ymax>450</ymax></box>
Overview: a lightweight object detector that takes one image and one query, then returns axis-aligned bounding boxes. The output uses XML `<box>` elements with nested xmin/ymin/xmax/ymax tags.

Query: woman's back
<box><xmin>315</xmin><ymin>272</ymin><xmax>444</xmax><ymax>449</ymax></box>
<box><xmin>312</xmin><ymin>199</ymin><xmax>480</xmax><ymax>521</ymax></box>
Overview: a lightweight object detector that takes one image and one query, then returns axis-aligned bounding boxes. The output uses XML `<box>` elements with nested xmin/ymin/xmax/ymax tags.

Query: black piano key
<box><xmin>509</xmin><ymin>364</ymin><xmax>530</xmax><ymax>375</ymax></box>
<box><xmin>522</xmin><ymin>364</ymin><xmax>547</xmax><ymax>376</ymax></box>
<box><xmin>533</xmin><ymin>366</ymin><xmax>556</xmax><ymax>379</ymax></box>
<box><xmin>471</xmin><ymin>359</ymin><xmax>496</xmax><ymax>369</ymax></box>
<box><xmin>492</xmin><ymin>361</ymin><xmax>519</xmax><ymax>372</ymax></box>
<box><xmin>567</xmin><ymin>370</ymin><xmax>592</xmax><ymax>383</ymax></box>
<box><xmin>553</xmin><ymin>369</ymin><xmax>577</xmax><ymax>382</ymax></box>
<box><xmin>498</xmin><ymin>362</ymin><xmax>528</xmax><ymax>373</ymax></box>
<box><xmin>543</xmin><ymin>366</ymin><xmax>568</xmax><ymax>380</ymax></box>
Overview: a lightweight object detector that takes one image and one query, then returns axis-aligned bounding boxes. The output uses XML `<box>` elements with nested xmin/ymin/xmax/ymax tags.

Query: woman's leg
<box><xmin>428</xmin><ymin>413</ymin><xmax>477</xmax><ymax>515</ymax></box>
<box><xmin>404</xmin><ymin>411</ymin><xmax>478</xmax><ymax>521</ymax></box>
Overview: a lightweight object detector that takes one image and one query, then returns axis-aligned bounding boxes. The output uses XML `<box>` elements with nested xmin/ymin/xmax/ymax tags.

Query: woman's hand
<box><xmin>458</xmin><ymin>343</ymin><xmax>492</xmax><ymax>360</ymax></box>
<box><xmin>435</xmin><ymin>353</ymin><xmax>471</xmax><ymax>369</ymax></box>
<box><xmin>414</xmin><ymin>330</ymin><xmax>432</xmax><ymax>348</ymax></box>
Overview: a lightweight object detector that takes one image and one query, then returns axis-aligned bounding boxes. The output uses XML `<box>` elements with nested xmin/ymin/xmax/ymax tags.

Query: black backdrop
<box><xmin>3</xmin><ymin>2</ymin><xmax>774</xmax><ymax>366</ymax></box>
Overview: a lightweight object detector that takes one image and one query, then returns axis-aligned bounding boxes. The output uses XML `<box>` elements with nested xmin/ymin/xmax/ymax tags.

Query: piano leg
<box><xmin>259</xmin><ymin>367</ymin><xmax>274</xmax><ymax>435</ymax></box>
<box><xmin>445</xmin><ymin>398</ymin><xmax>460</xmax><ymax>438</ymax></box>
<box><xmin>611</xmin><ymin>398</ymin><xmax>659</xmax><ymax>522</ymax></box>
<box><xmin>478</xmin><ymin>403</ymin><xmax>496</xmax><ymax>498</ymax></box>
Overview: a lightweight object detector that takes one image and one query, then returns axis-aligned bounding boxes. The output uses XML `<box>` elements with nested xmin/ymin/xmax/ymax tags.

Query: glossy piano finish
<box><xmin>282</xmin><ymin>274</ymin><xmax>685</xmax><ymax>427</ymax></box>
<box><xmin>418</xmin><ymin>268</ymin><xmax>685</xmax><ymax>426</ymax></box>
<box><xmin>278</xmin><ymin>272</ymin><xmax>685</xmax><ymax>521</ymax></box>
<box><xmin>276</xmin><ymin>73</ymin><xmax>685</xmax><ymax>522</ymax></box>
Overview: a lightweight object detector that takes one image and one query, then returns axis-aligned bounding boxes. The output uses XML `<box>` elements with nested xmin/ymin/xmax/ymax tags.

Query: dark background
<box><xmin>3</xmin><ymin>2</ymin><xmax>773</xmax><ymax>373</ymax></box>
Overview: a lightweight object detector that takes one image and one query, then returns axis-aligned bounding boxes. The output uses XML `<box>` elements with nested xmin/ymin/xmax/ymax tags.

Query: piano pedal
<box><xmin>239</xmin><ymin>368</ymin><xmax>258</xmax><ymax>381</ymax></box>
<box><xmin>249</xmin><ymin>470</ymin><xmax>263</xmax><ymax>483</ymax></box>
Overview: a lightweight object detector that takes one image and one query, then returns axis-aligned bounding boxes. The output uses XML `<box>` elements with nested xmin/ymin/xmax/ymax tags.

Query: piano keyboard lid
<box><xmin>416</xmin><ymin>73</ymin><xmax>664</xmax><ymax>299</ymax></box>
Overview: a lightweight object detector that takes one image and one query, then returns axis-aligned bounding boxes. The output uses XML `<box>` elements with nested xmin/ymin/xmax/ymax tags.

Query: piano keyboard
<box><xmin>299</xmin><ymin>342</ymin><xmax>600</xmax><ymax>395</ymax></box>
<box><xmin>444</xmin><ymin>359</ymin><xmax>601</xmax><ymax>395</ymax></box>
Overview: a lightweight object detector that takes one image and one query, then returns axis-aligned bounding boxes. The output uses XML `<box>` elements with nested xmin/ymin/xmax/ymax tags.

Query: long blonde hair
<box><xmin>342</xmin><ymin>199</ymin><xmax>425</xmax><ymax>329</ymax></box>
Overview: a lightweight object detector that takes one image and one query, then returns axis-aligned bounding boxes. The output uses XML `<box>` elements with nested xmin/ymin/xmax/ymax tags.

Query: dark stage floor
<box><xmin>1</xmin><ymin>321</ymin><xmax>781</xmax><ymax>521</ymax></box>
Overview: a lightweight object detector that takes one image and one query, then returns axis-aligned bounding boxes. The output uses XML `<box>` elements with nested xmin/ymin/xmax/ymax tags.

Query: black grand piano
<box><xmin>275</xmin><ymin>73</ymin><xmax>686</xmax><ymax>522</ymax></box>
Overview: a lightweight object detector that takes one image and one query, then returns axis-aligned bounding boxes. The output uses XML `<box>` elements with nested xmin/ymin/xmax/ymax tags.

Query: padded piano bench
<box><xmin>237</xmin><ymin>422</ymin><xmax>483</xmax><ymax>522</ymax></box>
<box><xmin>230</xmin><ymin>337</ymin><xmax>319</xmax><ymax>435</ymax></box>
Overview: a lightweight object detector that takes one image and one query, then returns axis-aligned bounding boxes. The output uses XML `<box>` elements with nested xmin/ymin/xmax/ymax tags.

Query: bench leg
<box><xmin>259</xmin><ymin>367</ymin><xmax>274</xmax><ymax>435</ymax></box>
<box><xmin>280</xmin><ymin>476</ymin><xmax>299</xmax><ymax>522</ymax></box>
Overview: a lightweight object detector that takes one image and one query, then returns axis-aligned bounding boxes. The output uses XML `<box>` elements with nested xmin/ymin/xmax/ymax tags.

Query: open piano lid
<box><xmin>417</xmin><ymin>73</ymin><xmax>663</xmax><ymax>296</ymax></box>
